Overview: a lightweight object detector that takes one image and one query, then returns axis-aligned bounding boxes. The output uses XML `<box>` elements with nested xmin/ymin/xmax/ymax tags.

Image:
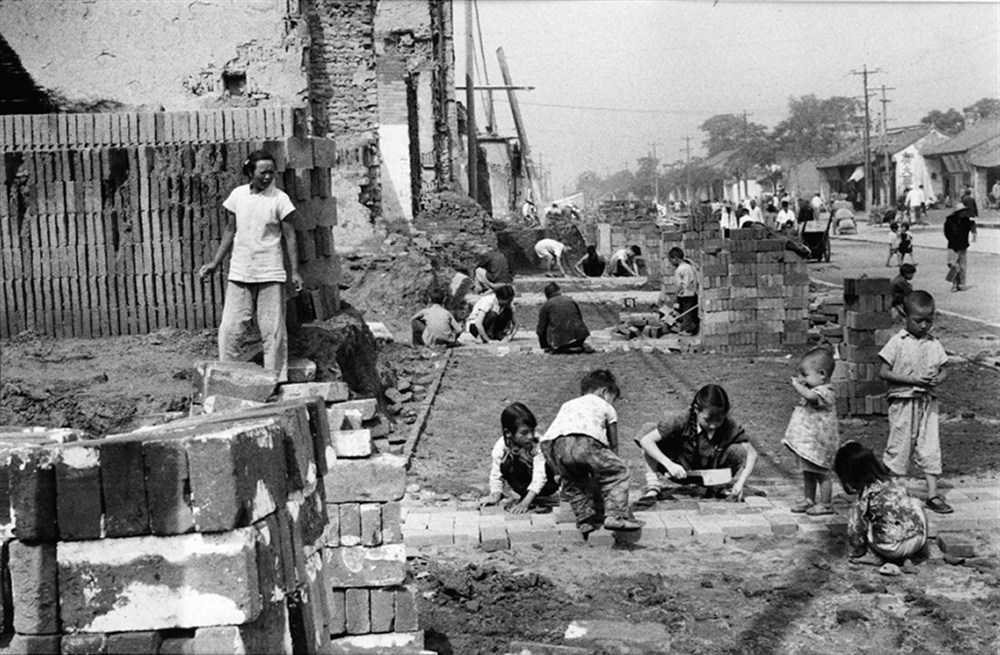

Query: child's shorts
<box><xmin>884</xmin><ymin>395</ymin><xmax>941</xmax><ymax>476</ymax></box>
<box><xmin>798</xmin><ymin>454</ymin><xmax>830</xmax><ymax>476</ymax></box>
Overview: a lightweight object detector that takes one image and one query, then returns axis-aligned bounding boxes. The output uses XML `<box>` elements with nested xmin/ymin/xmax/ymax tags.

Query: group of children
<box><xmin>886</xmin><ymin>221</ymin><xmax>915</xmax><ymax>267</ymax></box>
<box><xmin>483</xmin><ymin>288</ymin><xmax>951</xmax><ymax>569</ymax></box>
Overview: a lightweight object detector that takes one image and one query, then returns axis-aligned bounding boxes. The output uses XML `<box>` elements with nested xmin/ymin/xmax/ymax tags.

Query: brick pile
<box><xmin>835</xmin><ymin>278</ymin><xmax>894</xmax><ymax>415</ymax></box>
<box><xmin>601</xmin><ymin>222</ymin><xmax>666</xmax><ymax>279</ymax></box>
<box><xmin>0</xmin><ymin>362</ymin><xmax>426</xmax><ymax>654</ymax></box>
<box><xmin>669</xmin><ymin>207</ymin><xmax>810</xmax><ymax>353</ymax></box>
<box><xmin>411</xmin><ymin>190</ymin><xmax>498</xmax><ymax>274</ymax></box>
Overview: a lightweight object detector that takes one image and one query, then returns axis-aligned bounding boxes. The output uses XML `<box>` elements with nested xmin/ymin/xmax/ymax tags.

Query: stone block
<box><xmin>937</xmin><ymin>533</ymin><xmax>976</xmax><ymax>558</ymax></box>
<box><xmin>278</xmin><ymin>382</ymin><xmax>349</xmax><ymax>403</ymax></box>
<box><xmin>324</xmin><ymin>455</ymin><xmax>406</xmax><ymax>503</ymax></box>
<box><xmin>100</xmin><ymin>439</ymin><xmax>149</xmax><ymax>537</ymax></box>
<box><xmin>330</xmin><ymin>631</ymin><xmax>424</xmax><ymax>653</ymax></box>
<box><xmin>7</xmin><ymin>635</ymin><xmax>61</xmax><ymax>654</ymax></box>
<box><xmin>9</xmin><ymin>541</ymin><xmax>59</xmax><ymax>634</ymax></box>
<box><xmin>394</xmin><ymin>586</ymin><xmax>420</xmax><ymax>632</ymax></box>
<box><xmin>332</xmin><ymin>429</ymin><xmax>373</xmax><ymax>459</ymax></box>
<box><xmin>287</xmin><ymin>357</ymin><xmax>317</xmax><ymax>383</ymax></box>
<box><xmin>60</xmin><ymin>634</ymin><xmax>106</xmax><ymax>654</ymax></box>
<box><xmin>381</xmin><ymin>502</ymin><xmax>403</xmax><ymax>544</ymax></box>
<box><xmin>203</xmin><ymin>395</ymin><xmax>266</xmax><ymax>414</ymax></box>
<box><xmin>660</xmin><ymin>513</ymin><xmax>694</xmax><ymax>538</ymax></box>
<box><xmin>58</xmin><ymin>529</ymin><xmax>261</xmax><ymax>632</ymax></box>
<box><xmin>196</xmin><ymin>361</ymin><xmax>278</xmax><ymax>403</ymax></box>
<box><xmin>689</xmin><ymin>518</ymin><xmax>725</xmax><ymax>546</ymax></box>
<box><xmin>345</xmin><ymin>589</ymin><xmax>370</xmax><ymax>635</ymax></box>
<box><xmin>54</xmin><ymin>444</ymin><xmax>103</xmax><ymax>541</ymax></box>
<box><xmin>339</xmin><ymin>504</ymin><xmax>362</xmax><ymax>546</ymax></box>
<box><xmin>9</xmin><ymin>447</ymin><xmax>58</xmax><ymax>541</ymax></box>
<box><xmin>330</xmin><ymin>399</ymin><xmax>378</xmax><ymax>421</ymax></box>
<box><xmin>142</xmin><ymin>439</ymin><xmax>196</xmax><ymax>536</ymax></box>
<box><xmin>328</xmin><ymin>589</ymin><xmax>347</xmax><ymax>636</ymax></box>
<box><xmin>106</xmin><ymin>631</ymin><xmax>162</xmax><ymax>655</ymax></box>
<box><xmin>763</xmin><ymin>510</ymin><xmax>799</xmax><ymax>536</ymax></box>
<box><xmin>324</xmin><ymin>544</ymin><xmax>407</xmax><ymax>587</ymax></box>
<box><xmin>369</xmin><ymin>588</ymin><xmax>395</xmax><ymax>633</ymax></box>
<box><xmin>480</xmin><ymin>525</ymin><xmax>509</xmax><ymax>552</ymax></box>
<box><xmin>359</xmin><ymin>503</ymin><xmax>382</xmax><ymax>546</ymax></box>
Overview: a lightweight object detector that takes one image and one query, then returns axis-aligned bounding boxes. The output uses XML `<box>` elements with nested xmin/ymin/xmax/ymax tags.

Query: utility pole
<box><xmin>496</xmin><ymin>47</ymin><xmax>544</xmax><ymax>223</ymax></box>
<box><xmin>741</xmin><ymin>110</ymin><xmax>753</xmax><ymax>199</ymax></box>
<box><xmin>465</xmin><ymin>0</ymin><xmax>477</xmax><ymax>205</ymax></box>
<box><xmin>879</xmin><ymin>84</ymin><xmax>896</xmax><ymax>206</ymax></box>
<box><xmin>681</xmin><ymin>136</ymin><xmax>692</xmax><ymax>205</ymax></box>
<box><xmin>649</xmin><ymin>141</ymin><xmax>663</xmax><ymax>204</ymax></box>
<box><xmin>852</xmin><ymin>64</ymin><xmax>881</xmax><ymax>212</ymax></box>
<box><xmin>472</xmin><ymin>0</ymin><xmax>496</xmax><ymax>134</ymax></box>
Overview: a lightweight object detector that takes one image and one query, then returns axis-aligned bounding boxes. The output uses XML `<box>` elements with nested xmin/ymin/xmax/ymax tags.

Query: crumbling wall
<box><xmin>0</xmin><ymin>0</ymin><xmax>308</xmax><ymax>111</ymax></box>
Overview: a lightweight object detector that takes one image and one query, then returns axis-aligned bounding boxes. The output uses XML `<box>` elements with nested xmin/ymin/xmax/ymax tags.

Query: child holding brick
<box><xmin>481</xmin><ymin>402</ymin><xmax>559</xmax><ymax>514</ymax></box>
<box><xmin>879</xmin><ymin>290</ymin><xmax>952</xmax><ymax>514</ymax></box>
<box><xmin>540</xmin><ymin>369</ymin><xmax>641</xmax><ymax>534</ymax></box>
<box><xmin>782</xmin><ymin>347</ymin><xmax>840</xmax><ymax>516</ymax></box>
<box><xmin>634</xmin><ymin>384</ymin><xmax>757</xmax><ymax>507</ymax></box>
<box><xmin>199</xmin><ymin>149</ymin><xmax>302</xmax><ymax>381</ymax></box>
<box><xmin>667</xmin><ymin>247</ymin><xmax>698</xmax><ymax>336</ymax></box>
<box><xmin>411</xmin><ymin>287</ymin><xmax>462</xmax><ymax>347</ymax></box>
<box><xmin>890</xmin><ymin>263</ymin><xmax>916</xmax><ymax>318</ymax></box>
<box><xmin>835</xmin><ymin>441</ymin><xmax>928</xmax><ymax>571</ymax></box>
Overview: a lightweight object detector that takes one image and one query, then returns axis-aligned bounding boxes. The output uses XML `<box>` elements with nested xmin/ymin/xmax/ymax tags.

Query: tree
<box><xmin>920</xmin><ymin>108</ymin><xmax>965</xmax><ymax>136</ymax></box>
<box><xmin>963</xmin><ymin>97</ymin><xmax>1000</xmax><ymax>120</ymax></box>
<box><xmin>633</xmin><ymin>155</ymin><xmax>661</xmax><ymax>202</ymax></box>
<box><xmin>772</xmin><ymin>95</ymin><xmax>863</xmax><ymax>162</ymax></box>
<box><xmin>699</xmin><ymin>114</ymin><xmax>745</xmax><ymax>156</ymax></box>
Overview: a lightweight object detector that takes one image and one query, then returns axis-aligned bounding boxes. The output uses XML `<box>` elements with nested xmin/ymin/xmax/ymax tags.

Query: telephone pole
<box><xmin>464</xmin><ymin>0</ymin><xmax>477</xmax><ymax>204</ymax></box>
<box><xmin>878</xmin><ymin>84</ymin><xmax>896</xmax><ymax>206</ymax></box>
<box><xmin>649</xmin><ymin>141</ymin><xmax>663</xmax><ymax>203</ymax></box>
<box><xmin>852</xmin><ymin>64</ymin><xmax>881</xmax><ymax>212</ymax></box>
<box><xmin>681</xmin><ymin>136</ymin><xmax>693</xmax><ymax>204</ymax></box>
<box><xmin>741</xmin><ymin>110</ymin><xmax>753</xmax><ymax>200</ymax></box>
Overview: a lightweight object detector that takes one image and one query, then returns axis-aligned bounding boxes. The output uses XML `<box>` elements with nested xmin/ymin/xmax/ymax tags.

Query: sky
<box><xmin>453</xmin><ymin>0</ymin><xmax>1000</xmax><ymax>200</ymax></box>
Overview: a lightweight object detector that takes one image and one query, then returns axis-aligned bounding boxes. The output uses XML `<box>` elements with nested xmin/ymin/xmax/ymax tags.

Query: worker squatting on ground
<box><xmin>535</xmin><ymin>282</ymin><xmax>595</xmax><ymax>354</ymax></box>
<box><xmin>474</xmin><ymin>248</ymin><xmax>515</xmax><ymax>293</ymax></box>
<box><xmin>480</xmin><ymin>402</ymin><xmax>560</xmax><ymax>515</ymax></box>
<box><xmin>199</xmin><ymin>149</ymin><xmax>302</xmax><ymax>382</ymax></box>
<box><xmin>411</xmin><ymin>286</ymin><xmax>463</xmax><ymax>348</ymax></box>
<box><xmin>466</xmin><ymin>285</ymin><xmax>517</xmax><ymax>343</ymax></box>
<box><xmin>605</xmin><ymin>245</ymin><xmax>642</xmax><ymax>277</ymax></box>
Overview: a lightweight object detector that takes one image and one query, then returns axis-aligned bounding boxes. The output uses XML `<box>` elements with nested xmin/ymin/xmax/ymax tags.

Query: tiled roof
<box><xmin>815</xmin><ymin>126</ymin><xmax>938</xmax><ymax>169</ymax></box>
<box><xmin>968</xmin><ymin>135</ymin><xmax>1000</xmax><ymax>168</ymax></box>
<box><xmin>922</xmin><ymin>120</ymin><xmax>1000</xmax><ymax>156</ymax></box>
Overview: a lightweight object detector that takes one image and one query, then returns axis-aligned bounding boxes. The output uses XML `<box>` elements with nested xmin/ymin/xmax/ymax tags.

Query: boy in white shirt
<box><xmin>668</xmin><ymin>247</ymin><xmax>698</xmax><ymax>336</ymax></box>
<box><xmin>481</xmin><ymin>402</ymin><xmax>559</xmax><ymax>514</ymax></box>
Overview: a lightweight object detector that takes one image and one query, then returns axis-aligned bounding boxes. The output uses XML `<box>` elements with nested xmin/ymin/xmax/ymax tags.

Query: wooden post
<box><xmin>496</xmin><ymin>47</ymin><xmax>544</xmax><ymax>225</ymax></box>
<box><xmin>465</xmin><ymin>0</ymin><xmax>478</xmax><ymax>204</ymax></box>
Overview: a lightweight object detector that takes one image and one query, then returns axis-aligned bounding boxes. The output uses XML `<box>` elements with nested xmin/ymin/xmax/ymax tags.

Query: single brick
<box><xmin>100</xmin><ymin>439</ymin><xmax>149</xmax><ymax>537</ymax></box>
<box><xmin>9</xmin><ymin>447</ymin><xmax>59</xmax><ymax>541</ymax></box>
<box><xmin>718</xmin><ymin>515</ymin><xmax>771</xmax><ymax>538</ymax></box>
<box><xmin>508</xmin><ymin>642</ymin><xmax>593</xmax><ymax>655</ymax></box>
<box><xmin>689</xmin><ymin>518</ymin><xmax>725</xmax><ymax>546</ymax></box>
<box><xmin>324</xmin><ymin>545</ymin><xmax>407</xmax><ymax>587</ymax></box>
<box><xmin>362</xmin><ymin>415</ymin><xmax>390</xmax><ymax>438</ymax></box>
<box><xmin>937</xmin><ymin>533</ymin><xmax>976</xmax><ymax>558</ymax></box>
<box><xmin>1</xmin><ymin>541</ymin><xmax>11</xmax><ymax>634</ymax></box>
<box><xmin>58</xmin><ymin>529</ymin><xmax>261</xmax><ymax>632</ymax></box>
<box><xmin>369</xmin><ymin>588</ymin><xmax>395</xmax><ymax>633</ymax></box>
<box><xmin>330</xmin><ymin>632</ymin><xmax>424</xmax><ymax>652</ymax></box>
<box><xmin>327</xmin><ymin>590</ymin><xmax>347</xmax><ymax>636</ymax></box>
<box><xmin>763</xmin><ymin>511</ymin><xmax>799</xmax><ymax>536</ymax></box>
<box><xmin>329</xmin><ymin>399</ymin><xmax>378</xmax><ymax>421</ymax></box>
<box><xmin>660</xmin><ymin>513</ymin><xmax>694</xmax><ymax>538</ymax></box>
<box><xmin>339</xmin><ymin>503</ymin><xmax>362</xmax><ymax>546</ymax></box>
<box><xmin>324</xmin><ymin>455</ymin><xmax>406</xmax><ymax>503</ymax></box>
<box><xmin>394</xmin><ymin>586</ymin><xmax>420</xmax><ymax>632</ymax></box>
<box><xmin>359</xmin><ymin>503</ymin><xmax>382</xmax><ymax>546</ymax></box>
<box><xmin>287</xmin><ymin>586</ymin><xmax>325</xmax><ymax>655</ymax></box>
<box><xmin>0</xmin><ymin>448</ymin><xmax>10</xmax><ymax>531</ymax></box>
<box><xmin>480</xmin><ymin>525</ymin><xmax>510</xmax><ymax>552</ymax></box>
<box><xmin>53</xmin><ymin>444</ymin><xmax>103</xmax><ymax>541</ymax></box>
<box><xmin>294</xmin><ymin>489</ymin><xmax>329</xmax><ymax>549</ymax></box>
<box><xmin>60</xmin><ymin>633</ymin><xmax>106</xmax><ymax>654</ymax></box>
<box><xmin>9</xmin><ymin>541</ymin><xmax>59</xmax><ymax>635</ymax></box>
<box><xmin>106</xmin><ymin>631</ymin><xmax>162</xmax><ymax>655</ymax></box>
<box><xmin>278</xmin><ymin>382</ymin><xmax>349</xmax><ymax>403</ymax></box>
<box><xmin>328</xmin><ymin>407</ymin><xmax>364</xmax><ymax>431</ymax></box>
<box><xmin>287</xmin><ymin>357</ymin><xmax>317</xmax><ymax>383</ymax></box>
<box><xmin>158</xmin><ymin>634</ymin><xmax>196</xmax><ymax>655</ymax></box>
<box><xmin>8</xmin><ymin>635</ymin><xmax>61</xmax><ymax>654</ymax></box>
<box><xmin>202</xmin><ymin>395</ymin><xmax>265</xmax><ymax>414</ymax></box>
<box><xmin>345</xmin><ymin>589</ymin><xmax>370</xmax><ymax>635</ymax></box>
<box><xmin>275</xmin><ymin>508</ymin><xmax>300</xmax><ymax>588</ymax></box>
<box><xmin>452</xmin><ymin>526</ymin><xmax>479</xmax><ymax>547</ymax></box>
<box><xmin>197</xmin><ymin>361</ymin><xmax>278</xmax><ymax>403</ymax></box>
<box><xmin>381</xmin><ymin>502</ymin><xmax>403</xmax><ymax>544</ymax></box>
<box><xmin>304</xmin><ymin>553</ymin><xmax>331</xmax><ymax>653</ymax></box>
<box><xmin>142</xmin><ymin>439</ymin><xmax>195</xmax><ymax>536</ymax></box>
<box><xmin>254</xmin><ymin>513</ymin><xmax>286</xmax><ymax>605</ymax></box>
<box><xmin>331</xmin><ymin>429</ymin><xmax>373</xmax><ymax>459</ymax></box>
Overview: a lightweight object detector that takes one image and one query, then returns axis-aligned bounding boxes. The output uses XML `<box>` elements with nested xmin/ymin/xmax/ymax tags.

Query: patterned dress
<box><xmin>782</xmin><ymin>384</ymin><xmax>839</xmax><ymax>470</ymax></box>
<box><xmin>848</xmin><ymin>479</ymin><xmax>927</xmax><ymax>559</ymax></box>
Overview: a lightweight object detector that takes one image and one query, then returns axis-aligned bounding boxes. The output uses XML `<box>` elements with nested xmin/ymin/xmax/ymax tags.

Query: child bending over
<box><xmin>634</xmin><ymin>384</ymin><xmax>757</xmax><ymax>507</ymax></box>
<box><xmin>411</xmin><ymin>287</ymin><xmax>462</xmax><ymax>347</ymax></box>
<box><xmin>835</xmin><ymin>442</ymin><xmax>928</xmax><ymax>568</ymax></box>
<box><xmin>782</xmin><ymin>347</ymin><xmax>840</xmax><ymax>516</ymax></box>
<box><xmin>540</xmin><ymin>369</ymin><xmax>641</xmax><ymax>535</ymax></box>
<box><xmin>481</xmin><ymin>402</ymin><xmax>560</xmax><ymax>514</ymax></box>
<box><xmin>879</xmin><ymin>290</ymin><xmax>952</xmax><ymax>514</ymax></box>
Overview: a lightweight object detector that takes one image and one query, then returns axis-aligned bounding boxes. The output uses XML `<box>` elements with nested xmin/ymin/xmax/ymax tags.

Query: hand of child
<box><xmin>666</xmin><ymin>463</ymin><xmax>687</xmax><ymax>480</ymax></box>
<box><xmin>198</xmin><ymin>262</ymin><xmax>217</xmax><ymax>279</ymax></box>
<box><xmin>726</xmin><ymin>482</ymin><xmax>744</xmax><ymax>503</ymax></box>
<box><xmin>508</xmin><ymin>499</ymin><xmax>532</xmax><ymax>514</ymax></box>
<box><xmin>291</xmin><ymin>272</ymin><xmax>304</xmax><ymax>293</ymax></box>
<box><xmin>480</xmin><ymin>492</ymin><xmax>502</xmax><ymax>507</ymax></box>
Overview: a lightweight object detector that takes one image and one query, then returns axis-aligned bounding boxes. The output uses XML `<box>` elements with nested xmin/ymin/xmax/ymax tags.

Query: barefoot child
<box><xmin>480</xmin><ymin>402</ymin><xmax>560</xmax><ymax>514</ymax></box>
<box><xmin>634</xmin><ymin>384</ymin><xmax>758</xmax><ymax>507</ymax></box>
<box><xmin>782</xmin><ymin>348</ymin><xmax>840</xmax><ymax>516</ymax></box>
<box><xmin>879</xmin><ymin>290</ymin><xmax>952</xmax><ymax>514</ymax></box>
<box><xmin>199</xmin><ymin>149</ymin><xmax>302</xmax><ymax>381</ymax></box>
<box><xmin>835</xmin><ymin>442</ymin><xmax>928</xmax><ymax>567</ymax></box>
<box><xmin>540</xmin><ymin>369</ymin><xmax>640</xmax><ymax>535</ymax></box>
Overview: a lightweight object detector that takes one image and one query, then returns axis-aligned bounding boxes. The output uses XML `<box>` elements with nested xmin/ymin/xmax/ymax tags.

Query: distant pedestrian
<box><xmin>574</xmin><ymin>245</ymin><xmax>606</xmax><ymax>278</ymax></box>
<box><xmin>534</xmin><ymin>238</ymin><xmax>571</xmax><ymax>277</ymax></box>
<box><xmin>199</xmin><ymin>149</ymin><xmax>302</xmax><ymax>382</ymax></box>
<box><xmin>886</xmin><ymin>222</ymin><xmax>901</xmax><ymax>267</ymax></box>
<box><xmin>775</xmin><ymin>200</ymin><xmax>797</xmax><ymax>234</ymax></box>
<box><xmin>906</xmin><ymin>185</ymin><xmax>926</xmax><ymax>224</ymax></box>
<box><xmin>890</xmin><ymin>264</ymin><xmax>917</xmax><ymax>317</ymax></box>
<box><xmin>944</xmin><ymin>203</ymin><xmax>977</xmax><ymax>292</ymax></box>
<box><xmin>782</xmin><ymin>348</ymin><xmax>840</xmax><ymax>517</ymax></box>
<box><xmin>540</xmin><ymin>369</ymin><xmax>641</xmax><ymax>536</ymax></box>
<box><xmin>718</xmin><ymin>203</ymin><xmax>738</xmax><ymax>235</ymax></box>
<box><xmin>835</xmin><ymin>442</ymin><xmax>928</xmax><ymax>570</ymax></box>
<box><xmin>896</xmin><ymin>223</ymin><xmax>915</xmax><ymax>265</ymax></box>
<box><xmin>879</xmin><ymin>290</ymin><xmax>952</xmax><ymax>514</ymax></box>
<box><xmin>536</xmin><ymin>282</ymin><xmax>594</xmax><ymax>354</ymax></box>
<box><xmin>480</xmin><ymin>402</ymin><xmax>559</xmax><ymax>514</ymax></box>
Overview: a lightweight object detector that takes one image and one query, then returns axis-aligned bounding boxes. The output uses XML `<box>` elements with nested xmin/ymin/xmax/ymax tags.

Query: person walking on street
<box><xmin>944</xmin><ymin>199</ymin><xmax>977</xmax><ymax>292</ymax></box>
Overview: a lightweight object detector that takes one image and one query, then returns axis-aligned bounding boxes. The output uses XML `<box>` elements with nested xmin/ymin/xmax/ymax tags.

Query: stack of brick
<box><xmin>836</xmin><ymin>278</ymin><xmax>894</xmax><ymax>415</ymax></box>
<box><xmin>598</xmin><ymin>222</ymin><xmax>664</xmax><ymax>279</ymax></box>
<box><xmin>0</xmin><ymin>363</ymin><xmax>426</xmax><ymax>654</ymax></box>
<box><xmin>675</xmin><ymin>207</ymin><xmax>810</xmax><ymax>353</ymax></box>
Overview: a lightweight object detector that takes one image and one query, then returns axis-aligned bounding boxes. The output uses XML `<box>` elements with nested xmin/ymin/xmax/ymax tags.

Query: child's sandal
<box><xmin>925</xmin><ymin>496</ymin><xmax>954</xmax><ymax>514</ymax></box>
<box><xmin>790</xmin><ymin>499</ymin><xmax>814</xmax><ymax>513</ymax></box>
<box><xmin>805</xmin><ymin>503</ymin><xmax>834</xmax><ymax>516</ymax></box>
<box><xmin>633</xmin><ymin>489</ymin><xmax>660</xmax><ymax>509</ymax></box>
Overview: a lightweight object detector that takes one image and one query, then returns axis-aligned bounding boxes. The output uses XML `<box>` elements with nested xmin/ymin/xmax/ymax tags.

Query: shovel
<box><xmin>661</xmin><ymin>303</ymin><xmax>700</xmax><ymax>329</ymax></box>
<box><xmin>687</xmin><ymin>468</ymin><xmax>732</xmax><ymax>486</ymax></box>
